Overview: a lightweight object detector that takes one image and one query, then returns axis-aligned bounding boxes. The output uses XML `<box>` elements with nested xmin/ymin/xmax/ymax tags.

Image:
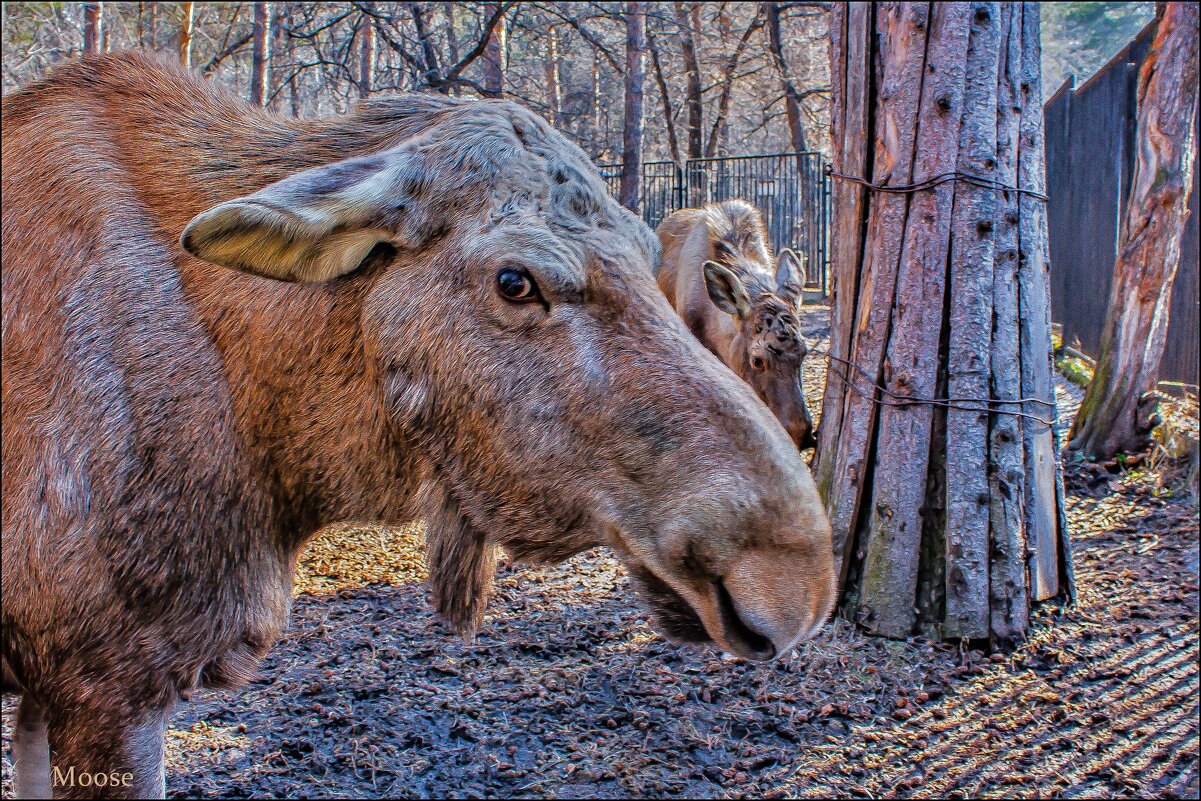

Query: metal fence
<box><xmin>1044</xmin><ymin>21</ymin><xmax>1199</xmax><ymax>385</ymax></box>
<box><xmin>599</xmin><ymin>153</ymin><xmax>831</xmax><ymax>295</ymax></box>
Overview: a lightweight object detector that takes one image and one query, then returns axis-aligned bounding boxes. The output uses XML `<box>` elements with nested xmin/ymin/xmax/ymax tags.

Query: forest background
<box><xmin>1</xmin><ymin>2</ymin><xmax>1157</xmax><ymax>168</ymax></box>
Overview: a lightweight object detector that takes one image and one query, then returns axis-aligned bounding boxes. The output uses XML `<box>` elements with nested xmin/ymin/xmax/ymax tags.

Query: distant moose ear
<box><xmin>181</xmin><ymin>149</ymin><xmax>438</xmax><ymax>282</ymax></box>
<box><xmin>775</xmin><ymin>249</ymin><xmax>806</xmax><ymax>305</ymax></box>
<box><xmin>703</xmin><ymin>260</ymin><xmax>752</xmax><ymax>319</ymax></box>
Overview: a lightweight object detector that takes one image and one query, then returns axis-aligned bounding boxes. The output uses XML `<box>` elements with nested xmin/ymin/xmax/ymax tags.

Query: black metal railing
<box><xmin>599</xmin><ymin>153</ymin><xmax>831</xmax><ymax>295</ymax></box>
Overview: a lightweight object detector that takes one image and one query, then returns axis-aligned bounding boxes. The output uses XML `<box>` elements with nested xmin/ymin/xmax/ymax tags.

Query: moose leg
<box><xmin>13</xmin><ymin>696</ymin><xmax>51</xmax><ymax>799</ymax></box>
<box><xmin>45</xmin><ymin>701</ymin><xmax>169</xmax><ymax>799</ymax></box>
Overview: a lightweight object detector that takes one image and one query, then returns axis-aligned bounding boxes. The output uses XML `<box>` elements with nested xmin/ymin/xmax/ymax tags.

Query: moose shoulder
<box><xmin>656</xmin><ymin>200</ymin><xmax>817</xmax><ymax>450</ymax></box>
<box><xmin>1</xmin><ymin>53</ymin><xmax>833</xmax><ymax>798</ymax></box>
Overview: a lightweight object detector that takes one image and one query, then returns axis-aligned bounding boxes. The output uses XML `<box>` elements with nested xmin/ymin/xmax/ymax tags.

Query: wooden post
<box><xmin>1069</xmin><ymin>2</ymin><xmax>1200</xmax><ymax>459</ymax></box>
<box><xmin>818</xmin><ymin>2</ymin><xmax>1072</xmax><ymax>646</ymax></box>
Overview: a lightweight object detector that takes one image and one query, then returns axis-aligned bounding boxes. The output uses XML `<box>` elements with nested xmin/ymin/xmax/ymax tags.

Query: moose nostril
<box><xmin>714</xmin><ymin>579</ymin><xmax>776</xmax><ymax>660</ymax></box>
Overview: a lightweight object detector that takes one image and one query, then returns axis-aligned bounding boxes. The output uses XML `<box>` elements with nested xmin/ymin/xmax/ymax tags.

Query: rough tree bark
<box><xmin>817</xmin><ymin>1</ymin><xmax>1073</xmax><ymax>646</ymax></box>
<box><xmin>1068</xmin><ymin>2</ymin><xmax>1200</xmax><ymax>460</ymax></box>
<box><xmin>83</xmin><ymin>3</ymin><xmax>103</xmax><ymax>55</ymax></box>
<box><xmin>178</xmin><ymin>2</ymin><xmax>194</xmax><ymax>67</ymax></box>
<box><xmin>482</xmin><ymin>2</ymin><xmax>506</xmax><ymax>98</ymax></box>
<box><xmin>250</xmin><ymin>1</ymin><xmax>271</xmax><ymax>106</ymax></box>
<box><xmin>620</xmin><ymin>2</ymin><xmax>646</xmax><ymax>213</ymax></box>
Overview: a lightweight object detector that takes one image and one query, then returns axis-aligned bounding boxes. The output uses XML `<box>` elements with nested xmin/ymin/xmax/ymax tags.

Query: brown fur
<box><xmin>2</xmin><ymin>52</ymin><xmax>833</xmax><ymax>798</ymax></box>
<box><xmin>656</xmin><ymin>200</ymin><xmax>816</xmax><ymax>449</ymax></box>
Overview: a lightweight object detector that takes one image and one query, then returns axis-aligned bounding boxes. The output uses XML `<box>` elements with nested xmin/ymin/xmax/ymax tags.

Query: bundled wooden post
<box><xmin>816</xmin><ymin>1</ymin><xmax>1073</xmax><ymax>646</ymax></box>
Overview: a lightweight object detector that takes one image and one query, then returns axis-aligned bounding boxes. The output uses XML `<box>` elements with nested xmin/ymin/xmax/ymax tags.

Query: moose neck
<box><xmin>104</xmin><ymin>69</ymin><xmax>426</xmax><ymax>545</ymax></box>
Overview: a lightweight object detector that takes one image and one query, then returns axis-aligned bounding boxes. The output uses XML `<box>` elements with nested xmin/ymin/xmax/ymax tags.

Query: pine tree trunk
<box><xmin>620</xmin><ymin>2</ymin><xmax>646</xmax><ymax>213</ymax></box>
<box><xmin>817</xmin><ymin>1</ymin><xmax>1073</xmax><ymax>646</ymax></box>
<box><xmin>1068</xmin><ymin>2</ymin><xmax>1200</xmax><ymax>460</ymax></box>
<box><xmin>250</xmin><ymin>1</ymin><xmax>271</xmax><ymax>107</ymax></box>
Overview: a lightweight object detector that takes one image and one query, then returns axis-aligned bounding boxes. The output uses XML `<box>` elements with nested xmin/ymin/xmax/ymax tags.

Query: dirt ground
<box><xmin>2</xmin><ymin>306</ymin><xmax>1197</xmax><ymax>799</ymax></box>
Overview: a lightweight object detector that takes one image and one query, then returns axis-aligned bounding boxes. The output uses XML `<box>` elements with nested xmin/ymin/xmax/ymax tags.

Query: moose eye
<box><xmin>750</xmin><ymin>355</ymin><xmax>767</xmax><ymax>372</ymax></box>
<box><xmin>496</xmin><ymin>268</ymin><xmax>539</xmax><ymax>303</ymax></box>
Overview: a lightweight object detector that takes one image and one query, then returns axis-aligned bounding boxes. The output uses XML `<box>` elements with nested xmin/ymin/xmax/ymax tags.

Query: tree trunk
<box><xmin>250</xmin><ymin>1</ymin><xmax>271</xmax><ymax>107</ymax></box>
<box><xmin>545</xmin><ymin>27</ymin><xmax>563</xmax><ymax>128</ymax></box>
<box><xmin>648</xmin><ymin>29</ymin><xmax>682</xmax><ymax>166</ymax></box>
<box><xmin>1068</xmin><ymin>2</ymin><xmax>1200</xmax><ymax>460</ymax></box>
<box><xmin>178</xmin><ymin>2</ymin><xmax>194</xmax><ymax>66</ymax></box>
<box><xmin>359</xmin><ymin>3</ymin><xmax>376</xmax><ymax>99</ymax></box>
<box><xmin>482</xmin><ymin>2</ymin><xmax>506</xmax><ymax>98</ymax></box>
<box><xmin>588</xmin><ymin>50</ymin><xmax>600</xmax><ymax>155</ymax></box>
<box><xmin>83</xmin><ymin>3</ymin><xmax>103</xmax><ymax>55</ymax></box>
<box><xmin>817</xmin><ymin>1</ymin><xmax>1072</xmax><ymax>646</ymax></box>
<box><xmin>765</xmin><ymin>1</ymin><xmax>809</xmax><ymax>153</ymax></box>
<box><xmin>673</xmin><ymin>2</ymin><xmax>704</xmax><ymax>161</ymax></box>
<box><xmin>620</xmin><ymin>2</ymin><xmax>646</xmax><ymax>213</ymax></box>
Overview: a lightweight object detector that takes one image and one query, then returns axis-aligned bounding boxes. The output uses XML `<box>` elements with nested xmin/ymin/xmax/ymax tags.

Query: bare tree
<box><xmin>619</xmin><ymin>2</ymin><xmax>646</xmax><ymax>211</ymax></box>
<box><xmin>251</xmin><ymin>2</ymin><xmax>271</xmax><ymax>106</ymax></box>
<box><xmin>765</xmin><ymin>1</ymin><xmax>808</xmax><ymax>153</ymax></box>
<box><xmin>673</xmin><ymin>2</ymin><xmax>703</xmax><ymax>161</ymax></box>
<box><xmin>4</xmin><ymin>2</ymin><xmax>833</xmax><ymax>162</ymax></box>
<box><xmin>1069</xmin><ymin>1</ymin><xmax>1200</xmax><ymax>459</ymax></box>
<box><xmin>368</xmin><ymin>2</ymin><xmax>513</xmax><ymax>96</ymax></box>
<box><xmin>704</xmin><ymin>7</ymin><xmax>764</xmax><ymax>158</ymax></box>
<box><xmin>359</xmin><ymin>3</ymin><xmax>376</xmax><ymax>98</ymax></box>
<box><xmin>817</xmin><ymin>2</ymin><xmax>1072</xmax><ymax>645</ymax></box>
<box><xmin>646</xmin><ymin>27</ymin><xmax>682</xmax><ymax>166</ymax></box>
<box><xmin>178</xmin><ymin>2</ymin><xmax>195</xmax><ymax>67</ymax></box>
<box><xmin>483</xmin><ymin>1</ymin><xmax>506</xmax><ymax>97</ymax></box>
<box><xmin>83</xmin><ymin>3</ymin><xmax>104</xmax><ymax>55</ymax></box>
<box><xmin>544</xmin><ymin>25</ymin><xmax>562</xmax><ymax>127</ymax></box>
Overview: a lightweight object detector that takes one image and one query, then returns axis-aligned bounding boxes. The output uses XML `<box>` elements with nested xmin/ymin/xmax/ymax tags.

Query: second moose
<box><xmin>657</xmin><ymin>200</ymin><xmax>816</xmax><ymax>450</ymax></box>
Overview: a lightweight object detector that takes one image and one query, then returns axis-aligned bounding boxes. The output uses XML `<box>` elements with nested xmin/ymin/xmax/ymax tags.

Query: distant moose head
<box><xmin>656</xmin><ymin>200</ymin><xmax>817</xmax><ymax>451</ymax></box>
<box><xmin>2</xmin><ymin>53</ymin><xmax>833</xmax><ymax>798</ymax></box>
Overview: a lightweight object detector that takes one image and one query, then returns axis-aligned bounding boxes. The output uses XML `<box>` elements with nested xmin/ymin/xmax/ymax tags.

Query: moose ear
<box><xmin>703</xmin><ymin>260</ymin><xmax>752</xmax><ymax>319</ymax></box>
<box><xmin>775</xmin><ymin>249</ymin><xmax>805</xmax><ymax>304</ymax></box>
<box><xmin>181</xmin><ymin>150</ymin><xmax>436</xmax><ymax>283</ymax></box>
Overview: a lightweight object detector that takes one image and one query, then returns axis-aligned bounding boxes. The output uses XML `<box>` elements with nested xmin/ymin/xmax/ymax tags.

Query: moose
<box><xmin>656</xmin><ymin>200</ymin><xmax>817</xmax><ymax>450</ymax></box>
<box><xmin>1</xmin><ymin>53</ymin><xmax>834</xmax><ymax>798</ymax></box>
